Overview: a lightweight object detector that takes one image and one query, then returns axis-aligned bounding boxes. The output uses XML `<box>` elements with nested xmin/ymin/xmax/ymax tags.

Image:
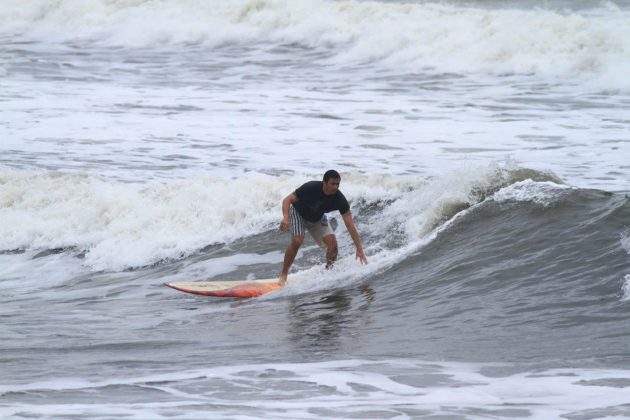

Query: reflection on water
<box><xmin>287</xmin><ymin>285</ymin><xmax>375</xmax><ymax>354</ymax></box>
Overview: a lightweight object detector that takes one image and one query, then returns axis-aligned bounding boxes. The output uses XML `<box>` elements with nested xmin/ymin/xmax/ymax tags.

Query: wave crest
<box><xmin>1</xmin><ymin>0</ymin><xmax>629</xmax><ymax>81</ymax></box>
<box><xmin>0</xmin><ymin>164</ymin><xmax>559</xmax><ymax>271</ymax></box>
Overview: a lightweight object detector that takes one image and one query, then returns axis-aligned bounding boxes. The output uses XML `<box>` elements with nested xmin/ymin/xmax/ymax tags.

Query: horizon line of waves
<box><xmin>1</xmin><ymin>0</ymin><xmax>629</xmax><ymax>85</ymax></box>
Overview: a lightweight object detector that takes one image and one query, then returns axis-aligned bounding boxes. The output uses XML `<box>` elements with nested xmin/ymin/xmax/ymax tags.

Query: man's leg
<box><xmin>280</xmin><ymin>205</ymin><xmax>305</xmax><ymax>285</ymax></box>
<box><xmin>322</xmin><ymin>234</ymin><xmax>338</xmax><ymax>269</ymax></box>
<box><xmin>279</xmin><ymin>235</ymin><xmax>304</xmax><ymax>284</ymax></box>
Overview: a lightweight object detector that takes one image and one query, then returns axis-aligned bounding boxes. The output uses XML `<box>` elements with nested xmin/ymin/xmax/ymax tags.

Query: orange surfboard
<box><xmin>165</xmin><ymin>279</ymin><xmax>283</xmax><ymax>298</ymax></box>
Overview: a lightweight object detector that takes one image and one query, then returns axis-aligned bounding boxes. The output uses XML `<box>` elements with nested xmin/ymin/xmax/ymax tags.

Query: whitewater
<box><xmin>1</xmin><ymin>0</ymin><xmax>630</xmax><ymax>419</ymax></box>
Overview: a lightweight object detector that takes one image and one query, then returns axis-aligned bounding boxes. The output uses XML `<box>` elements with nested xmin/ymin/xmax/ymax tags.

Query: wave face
<box><xmin>366</xmin><ymin>183</ymin><xmax>630</xmax><ymax>362</ymax></box>
<box><xmin>1</xmin><ymin>0</ymin><xmax>629</xmax><ymax>85</ymax></box>
<box><xmin>2</xmin><ymin>167</ymin><xmax>629</xmax><ymax>363</ymax></box>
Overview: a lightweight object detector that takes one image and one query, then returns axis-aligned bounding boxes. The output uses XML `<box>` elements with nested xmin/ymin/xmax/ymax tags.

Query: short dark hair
<box><xmin>323</xmin><ymin>169</ymin><xmax>341</xmax><ymax>182</ymax></box>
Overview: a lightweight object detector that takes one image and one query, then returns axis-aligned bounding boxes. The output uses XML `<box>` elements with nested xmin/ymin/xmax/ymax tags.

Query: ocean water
<box><xmin>1</xmin><ymin>0</ymin><xmax>630</xmax><ymax>419</ymax></box>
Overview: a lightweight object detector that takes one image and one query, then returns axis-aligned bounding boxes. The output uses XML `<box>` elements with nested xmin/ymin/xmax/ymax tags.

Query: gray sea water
<box><xmin>2</xmin><ymin>0</ymin><xmax>630</xmax><ymax>418</ymax></box>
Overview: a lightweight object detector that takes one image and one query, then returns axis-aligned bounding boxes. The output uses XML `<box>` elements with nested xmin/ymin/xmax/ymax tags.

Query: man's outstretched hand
<box><xmin>356</xmin><ymin>249</ymin><xmax>368</xmax><ymax>265</ymax></box>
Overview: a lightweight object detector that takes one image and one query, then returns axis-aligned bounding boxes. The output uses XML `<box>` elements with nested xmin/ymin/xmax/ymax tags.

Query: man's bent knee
<box><xmin>322</xmin><ymin>234</ymin><xmax>337</xmax><ymax>249</ymax></box>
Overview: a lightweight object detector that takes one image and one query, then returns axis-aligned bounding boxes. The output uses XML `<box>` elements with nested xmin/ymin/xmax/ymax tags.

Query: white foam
<box><xmin>622</xmin><ymin>274</ymin><xmax>630</xmax><ymax>301</ymax></box>
<box><xmin>2</xmin><ymin>359</ymin><xmax>630</xmax><ymax>419</ymax></box>
<box><xmin>0</xmin><ymin>168</ymin><xmax>412</xmax><ymax>271</ymax></box>
<box><xmin>1</xmin><ymin>0</ymin><xmax>629</xmax><ymax>83</ymax></box>
<box><xmin>491</xmin><ymin>179</ymin><xmax>572</xmax><ymax>206</ymax></box>
<box><xmin>0</xmin><ymin>250</ymin><xmax>87</xmax><ymax>298</ymax></box>
<box><xmin>377</xmin><ymin>161</ymin><xmax>525</xmax><ymax>239</ymax></box>
<box><xmin>0</xmin><ymin>169</ymin><xmax>296</xmax><ymax>271</ymax></box>
<box><xmin>620</xmin><ymin>231</ymin><xmax>630</xmax><ymax>301</ymax></box>
<box><xmin>621</xmin><ymin>229</ymin><xmax>630</xmax><ymax>255</ymax></box>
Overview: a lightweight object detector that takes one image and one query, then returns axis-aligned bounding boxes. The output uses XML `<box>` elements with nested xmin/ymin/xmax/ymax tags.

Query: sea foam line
<box><xmin>2</xmin><ymin>359</ymin><xmax>630</xmax><ymax>419</ymax></box>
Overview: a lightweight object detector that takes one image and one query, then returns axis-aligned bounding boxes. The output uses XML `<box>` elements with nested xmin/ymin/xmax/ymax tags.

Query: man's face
<box><xmin>323</xmin><ymin>178</ymin><xmax>340</xmax><ymax>195</ymax></box>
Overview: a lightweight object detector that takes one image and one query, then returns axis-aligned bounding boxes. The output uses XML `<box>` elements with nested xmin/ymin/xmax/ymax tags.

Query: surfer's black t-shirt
<box><xmin>293</xmin><ymin>181</ymin><xmax>350</xmax><ymax>222</ymax></box>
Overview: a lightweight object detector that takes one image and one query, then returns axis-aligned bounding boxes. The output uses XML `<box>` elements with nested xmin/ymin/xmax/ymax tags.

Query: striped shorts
<box><xmin>289</xmin><ymin>205</ymin><xmax>334</xmax><ymax>245</ymax></box>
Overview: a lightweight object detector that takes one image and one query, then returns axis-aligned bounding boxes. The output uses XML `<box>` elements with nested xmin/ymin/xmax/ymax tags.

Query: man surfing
<box><xmin>278</xmin><ymin>170</ymin><xmax>368</xmax><ymax>285</ymax></box>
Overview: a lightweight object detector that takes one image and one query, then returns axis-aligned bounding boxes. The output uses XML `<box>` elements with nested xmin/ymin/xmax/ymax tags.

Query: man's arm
<box><xmin>280</xmin><ymin>192</ymin><xmax>298</xmax><ymax>231</ymax></box>
<box><xmin>342</xmin><ymin>211</ymin><xmax>368</xmax><ymax>265</ymax></box>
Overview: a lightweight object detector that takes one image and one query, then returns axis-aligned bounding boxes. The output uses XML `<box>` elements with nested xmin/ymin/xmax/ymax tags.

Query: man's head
<box><xmin>322</xmin><ymin>169</ymin><xmax>341</xmax><ymax>195</ymax></box>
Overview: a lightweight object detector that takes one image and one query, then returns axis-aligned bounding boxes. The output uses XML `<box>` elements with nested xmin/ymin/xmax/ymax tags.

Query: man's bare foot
<box><xmin>278</xmin><ymin>274</ymin><xmax>287</xmax><ymax>286</ymax></box>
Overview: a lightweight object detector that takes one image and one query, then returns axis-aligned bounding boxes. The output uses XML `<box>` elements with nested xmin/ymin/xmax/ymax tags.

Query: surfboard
<box><xmin>165</xmin><ymin>279</ymin><xmax>283</xmax><ymax>298</ymax></box>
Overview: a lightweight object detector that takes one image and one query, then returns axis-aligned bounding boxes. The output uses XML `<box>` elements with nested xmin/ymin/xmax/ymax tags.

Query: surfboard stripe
<box><xmin>165</xmin><ymin>279</ymin><xmax>283</xmax><ymax>298</ymax></box>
